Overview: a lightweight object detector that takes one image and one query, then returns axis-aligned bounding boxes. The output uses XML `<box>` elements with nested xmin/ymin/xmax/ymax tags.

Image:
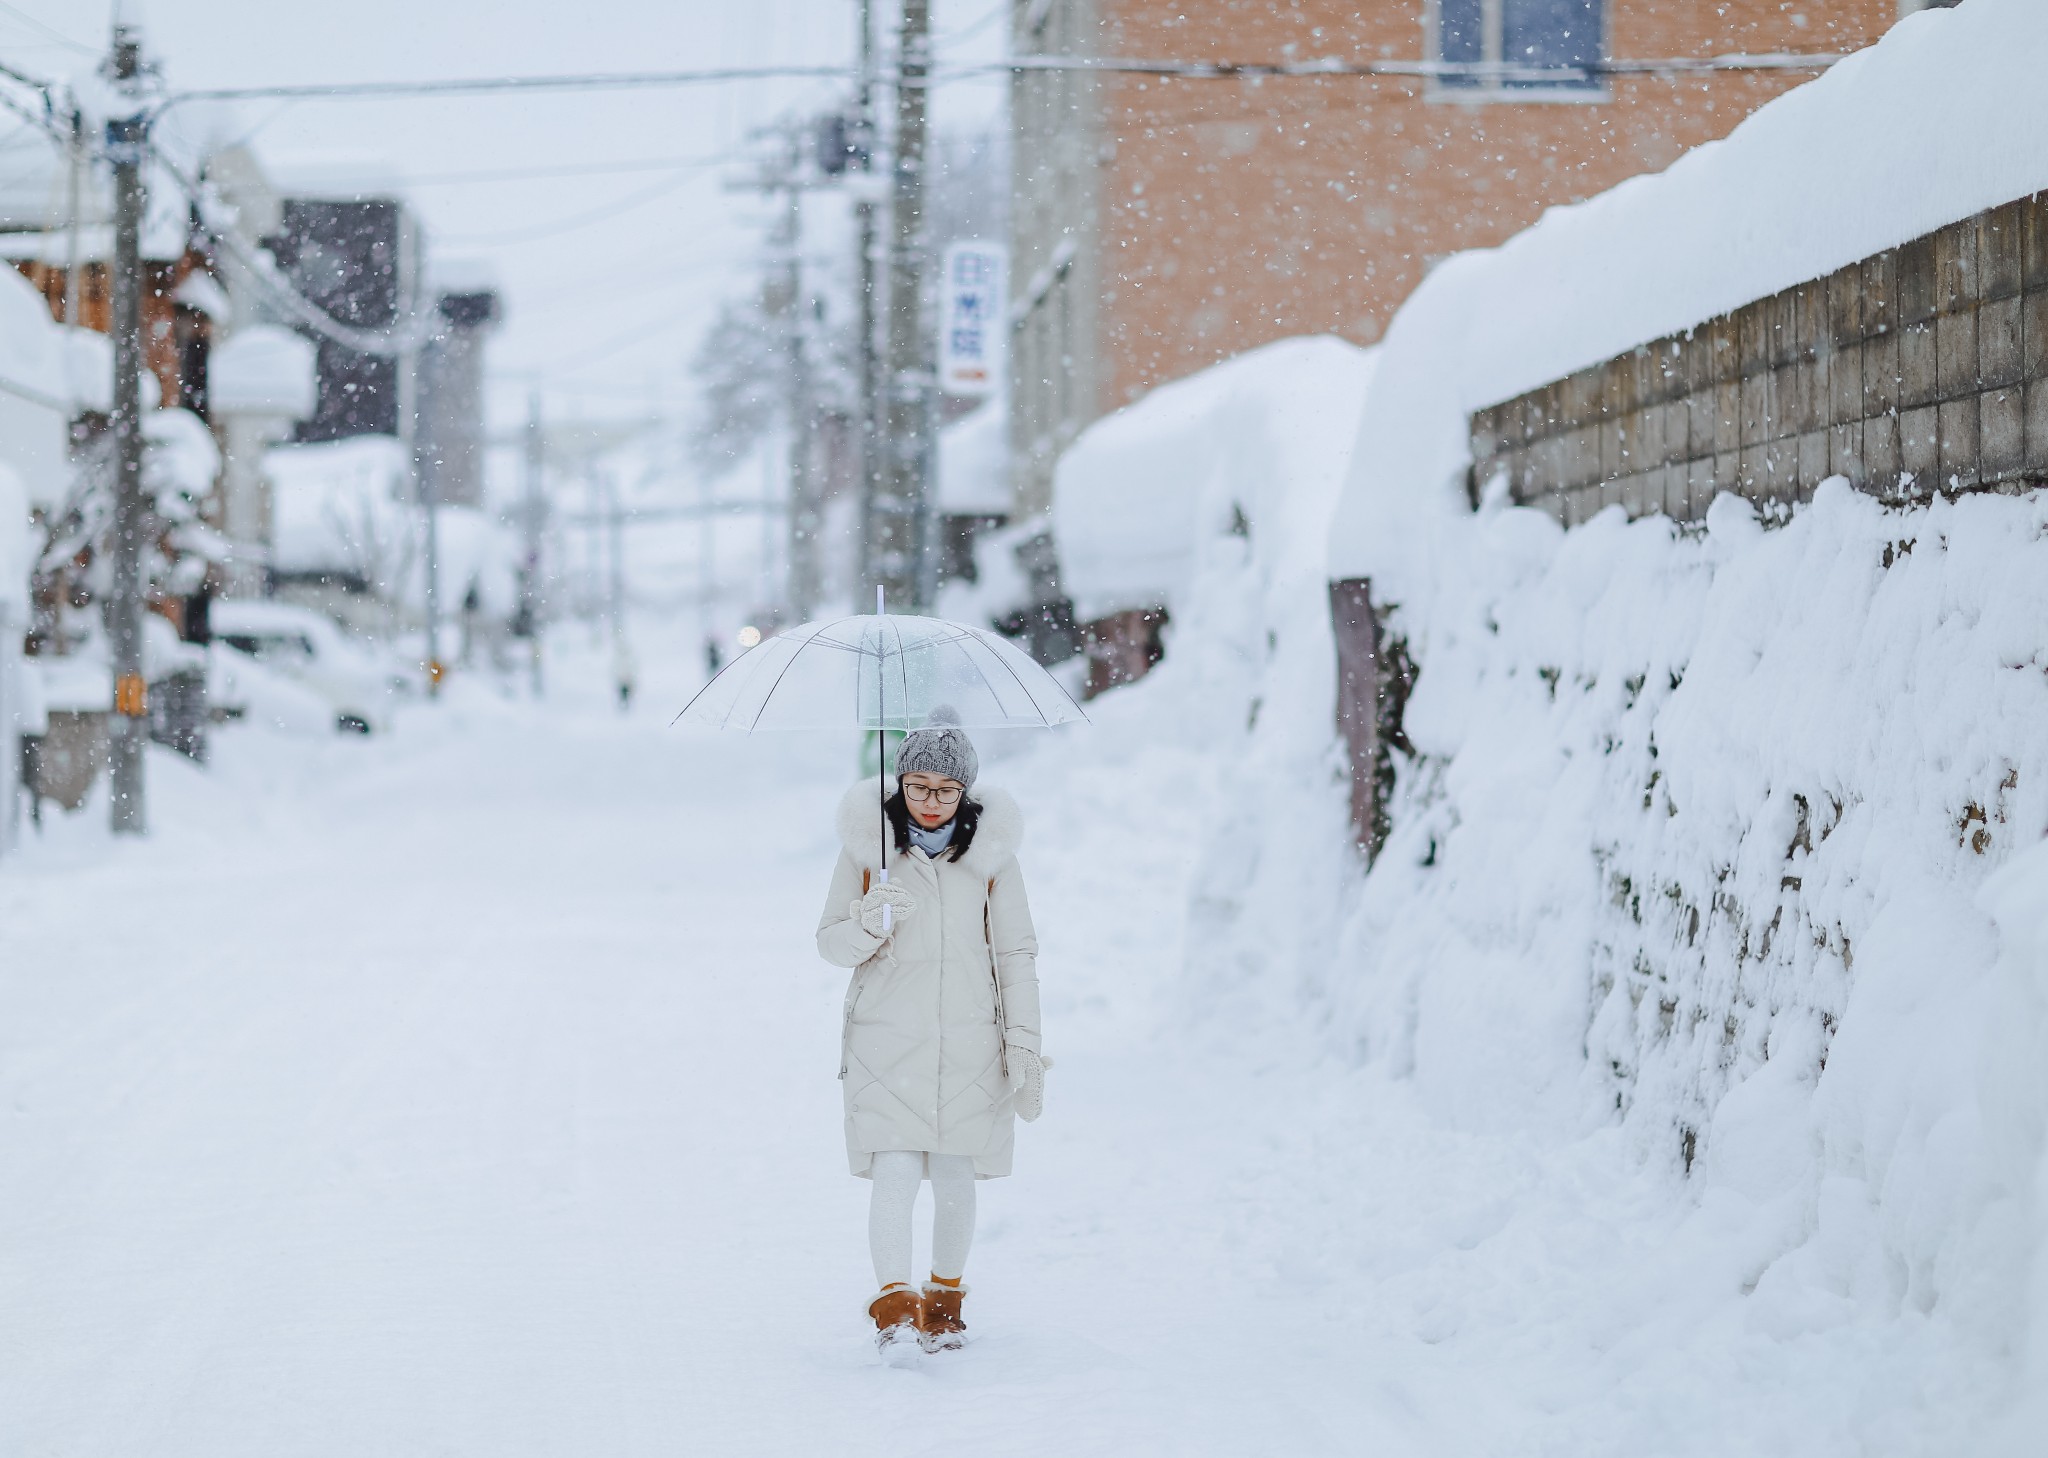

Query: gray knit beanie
<box><xmin>896</xmin><ymin>705</ymin><xmax>978</xmax><ymax>789</ymax></box>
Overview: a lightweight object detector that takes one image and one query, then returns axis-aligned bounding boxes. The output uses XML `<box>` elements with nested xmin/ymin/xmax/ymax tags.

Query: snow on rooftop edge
<box><xmin>1328</xmin><ymin>0</ymin><xmax>2047</xmax><ymax>585</ymax></box>
<box><xmin>267</xmin><ymin>154</ymin><xmax>411</xmax><ymax>202</ymax></box>
<box><xmin>1054</xmin><ymin>335</ymin><xmax>1375</xmax><ymax>622</ymax></box>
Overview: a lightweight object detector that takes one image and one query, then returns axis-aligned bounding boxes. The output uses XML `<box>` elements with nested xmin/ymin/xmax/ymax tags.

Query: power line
<box><xmin>435</xmin><ymin>168</ymin><xmax>703</xmax><ymax>247</ymax></box>
<box><xmin>396</xmin><ymin>149</ymin><xmax>742</xmax><ymax>188</ymax></box>
<box><xmin>155</xmin><ymin>64</ymin><xmax>860</xmax><ymax>116</ymax></box>
<box><xmin>151</xmin><ymin>51</ymin><xmax>1854</xmax><ymax>116</ymax></box>
<box><xmin>147</xmin><ymin>140</ymin><xmax>434</xmax><ymax>359</ymax></box>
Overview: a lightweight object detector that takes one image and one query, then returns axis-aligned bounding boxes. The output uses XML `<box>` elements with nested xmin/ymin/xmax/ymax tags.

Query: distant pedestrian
<box><xmin>613</xmin><ymin>639</ymin><xmax>636</xmax><ymax>710</ymax></box>
<box><xmin>815</xmin><ymin>708</ymin><xmax>1048</xmax><ymax>1357</ymax></box>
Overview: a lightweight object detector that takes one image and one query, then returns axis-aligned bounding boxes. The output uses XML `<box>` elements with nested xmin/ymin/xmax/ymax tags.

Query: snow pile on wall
<box><xmin>0</xmin><ymin>462</ymin><xmax>25</xmax><ymax>619</ymax></box>
<box><xmin>1021</xmin><ymin>339</ymin><xmax>1378</xmax><ymax>1028</ymax></box>
<box><xmin>1329</xmin><ymin>0</ymin><xmax>2047</xmax><ymax>588</ymax></box>
<box><xmin>0</xmin><ymin>268</ymin><xmax>74</xmax><ymax>508</ymax></box>
<box><xmin>271</xmin><ymin>436</ymin><xmax>416</xmax><ymax>587</ymax></box>
<box><xmin>268</xmin><ymin>437</ymin><xmax>512</xmax><ymax>616</ymax></box>
<box><xmin>1055</xmin><ymin>337</ymin><xmax>1375</xmax><ymax>621</ymax></box>
<box><xmin>1044</xmin><ymin>311</ymin><xmax>2048</xmax><ymax>1434</ymax></box>
<box><xmin>1292</xmin><ymin>482</ymin><xmax>2045</xmax><ymax>1435</ymax></box>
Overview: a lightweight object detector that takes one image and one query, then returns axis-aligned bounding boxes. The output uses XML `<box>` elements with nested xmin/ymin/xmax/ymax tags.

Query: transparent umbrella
<box><xmin>675</xmin><ymin>598</ymin><xmax>1087</xmax><ymax>907</ymax></box>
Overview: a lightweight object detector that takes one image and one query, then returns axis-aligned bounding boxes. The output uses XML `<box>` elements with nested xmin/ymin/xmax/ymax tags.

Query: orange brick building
<box><xmin>1007</xmin><ymin>0</ymin><xmax>1923</xmax><ymax>517</ymax></box>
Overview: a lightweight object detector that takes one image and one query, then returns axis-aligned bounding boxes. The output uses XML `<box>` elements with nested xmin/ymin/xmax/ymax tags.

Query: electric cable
<box><xmin>395</xmin><ymin>149</ymin><xmax>743</xmax><ymax>188</ymax></box>
<box><xmin>152</xmin><ymin>50</ymin><xmax>1853</xmax><ymax>117</ymax></box>
<box><xmin>435</xmin><ymin>168</ymin><xmax>702</xmax><ymax>247</ymax></box>
<box><xmin>146</xmin><ymin>139</ymin><xmax>435</xmax><ymax>359</ymax></box>
<box><xmin>0</xmin><ymin>1</ymin><xmax>93</xmax><ymax>55</ymax></box>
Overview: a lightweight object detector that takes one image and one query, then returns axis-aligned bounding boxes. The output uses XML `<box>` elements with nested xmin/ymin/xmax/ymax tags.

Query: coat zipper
<box><xmin>839</xmin><ymin>978</ymin><xmax>862</xmax><ymax>1079</ymax></box>
<box><xmin>931</xmin><ymin>857</ymin><xmax>945</xmax><ymax>1130</ymax></box>
<box><xmin>986</xmin><ymin>884</ymin><xmax>1007</xmax><ymax>1080</ymax></box>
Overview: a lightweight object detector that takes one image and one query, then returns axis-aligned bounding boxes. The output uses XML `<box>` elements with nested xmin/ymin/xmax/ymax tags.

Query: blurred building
<box><xmin>416</xmin><ymin>280</ymin><xmax>502</xmax><ymax>510</ymax></box>
<box><xmin>264</xmin><ymin>182</ymin><xmax>420</xmax><ymax>443</ymax></box>
<box><xmin>1009</xmin><ymin>0</ymin><xmax>1931</xmax><ymax>518</ymax></box>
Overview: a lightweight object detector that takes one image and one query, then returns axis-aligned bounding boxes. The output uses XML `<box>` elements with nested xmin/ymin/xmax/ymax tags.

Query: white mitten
<box><xmin>855</xmin><ymin>883</ymin><xmax>916</xmax><ymax>939</ymax></box>
<box><xmin>1007</xmin><ymin>1048</ymin><xmax>1052</xmax><ymax>1122</ymax></box>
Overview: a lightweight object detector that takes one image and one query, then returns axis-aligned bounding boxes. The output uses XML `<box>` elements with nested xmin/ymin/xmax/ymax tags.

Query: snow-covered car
<box><xmin>209</xmin><ymin>601</ymin><xmax>406</xmax><ymax>734</ymax></box>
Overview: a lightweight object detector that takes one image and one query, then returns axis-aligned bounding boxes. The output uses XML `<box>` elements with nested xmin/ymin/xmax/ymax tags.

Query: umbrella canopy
<box><xmin>676</xmin><ymin>613</ymin><xmax>1087</xmax><ymax>734</ymax></box>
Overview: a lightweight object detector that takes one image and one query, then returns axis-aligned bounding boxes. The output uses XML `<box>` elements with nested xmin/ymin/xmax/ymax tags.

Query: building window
<box><xmin>1435</xmin><ymin>0</ymin><xmax>1604</xmax><ymax>97</ymax></box>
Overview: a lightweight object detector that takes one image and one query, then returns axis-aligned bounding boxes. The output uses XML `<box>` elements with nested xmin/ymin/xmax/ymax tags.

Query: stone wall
<box><xmin>1468</xmin><ymin>191</ymin><xmax>2048</xmax><ymax>524</ymax></box>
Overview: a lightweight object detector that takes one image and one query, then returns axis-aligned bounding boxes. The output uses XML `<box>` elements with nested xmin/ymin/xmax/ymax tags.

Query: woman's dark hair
<box><xmin>885</xmin><ymin>787</ymin><xmax>980</xmax><ymax>862</ymax></box>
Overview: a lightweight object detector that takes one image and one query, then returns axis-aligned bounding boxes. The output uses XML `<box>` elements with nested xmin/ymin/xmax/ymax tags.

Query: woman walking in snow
<box><xmin>815</xmin><ymin>709</ymin><xmax>1048</xmax><ymax>1355</ymax></box>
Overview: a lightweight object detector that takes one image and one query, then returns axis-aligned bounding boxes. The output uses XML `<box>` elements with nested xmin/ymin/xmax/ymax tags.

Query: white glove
<box><xmin>1008</xmin><ymin>1048</ymin><xmax>1052</xmax><ymax>1122</ymax></box>
<box><xmin>855</xmin><ymin>883</ymin><xmax>916</xmax><ymax>939</ymax></box>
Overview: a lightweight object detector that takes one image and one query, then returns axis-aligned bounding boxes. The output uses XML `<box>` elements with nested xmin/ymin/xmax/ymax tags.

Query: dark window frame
<box><xmin>1429</xmin><ymin>0</ymin><xmax>1609</xmax><ymax>103</ymax></box>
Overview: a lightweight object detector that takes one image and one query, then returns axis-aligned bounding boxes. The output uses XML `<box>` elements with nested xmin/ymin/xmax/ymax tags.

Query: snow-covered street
<box><xmin>0</xmin><ymin>632</ymin><xmax>2007</xmax><ymax>1457</ymax></box>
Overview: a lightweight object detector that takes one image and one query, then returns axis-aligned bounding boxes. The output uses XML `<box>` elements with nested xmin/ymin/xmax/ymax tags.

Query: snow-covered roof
<box><xmin>936</xmin><ymin>401</ymin><xmax>1009</xmax><ymax>515</ymax></box>
<box><xmin>430</xmin><ymin>256</ymin><xmax>502</xmax><ymax>296</ymax></box>
<box><xmin>0</xmin><ymin>78</ymin><xmax>241</xmax><ymax>262</ymax></box>
<box><xmin>269</xmin><ymin>435</ymin><xmax>413</xmax><ymax>579</ymax></box>
<box><xmin>1329</xmin><ymin>0</ymin><xmax>2045</xmax><ymax>586</ymax></box>
<box><xmin>1053</xmin><ymin>336</ymin><xmax>1376</xmax><ymax>622</ymax></box>
<box><xmin>0</xmin><ymin>461</ymin><xmax>26</xmax><ymax>619</ymax></box>
<box><xmin>0</xmin><ymin>267</ymin><xmax>77</xmax><ymax>506</ymax></box>
<box><xmin>211</xmin><ymin>325</ymin><xmax>318</xmax><ymax>419</ymax></box>
<box><xmin>266</xmin><ymin>154</ymin><xmax>411</xmax><ymax>203</ymax></box>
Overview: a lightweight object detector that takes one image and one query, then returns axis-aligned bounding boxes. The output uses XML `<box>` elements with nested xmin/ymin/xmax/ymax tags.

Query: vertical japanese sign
<box><xmin>938</xmin><ymin>241</ymin><xmax>1006</xmax><ymax>397</ymax></box>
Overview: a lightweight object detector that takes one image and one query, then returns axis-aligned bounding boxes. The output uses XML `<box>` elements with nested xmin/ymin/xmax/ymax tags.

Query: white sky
<box><xmin>0</xmin><ymin>0</ymin><xmax>1007</xmax><ymax>436</ymax></box>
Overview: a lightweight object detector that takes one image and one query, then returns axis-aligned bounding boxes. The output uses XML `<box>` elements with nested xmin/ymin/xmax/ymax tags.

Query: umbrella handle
<box><xmin>875</xmin><ymin>590</ymin><xmax>889</xmax><ymax>936</ymax></box>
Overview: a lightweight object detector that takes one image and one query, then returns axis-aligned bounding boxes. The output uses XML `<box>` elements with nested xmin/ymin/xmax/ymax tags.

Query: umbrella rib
<box><xmin>744</xmin><ymin>631</ymin><xmax>832</xmax><ymax>733</ymax></box>
<box><xmin>890</xmin><ymin>612</ymin><xmax>910</xmax><ymax>731</ymax></box>
<box><xmin>671</xmin><ymin>634</ymin><xmax>774</xmax><ymax>727</ymax></box>
<box><xmin>943</xmin><ymin>631</ymin><xmax>1030</xmax><ymax>725</ymax></box>
<box><xmin>980</xmin><ymin>627</ymin><xmax>1089</xmax><ymax>724</ymax></box>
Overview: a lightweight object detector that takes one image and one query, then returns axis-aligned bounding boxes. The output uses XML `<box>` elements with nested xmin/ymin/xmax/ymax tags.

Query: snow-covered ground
<box><xmin>1</xmin><ymin>611</ymin><xmax>2033</xmax><ymax>1455</ymax></box>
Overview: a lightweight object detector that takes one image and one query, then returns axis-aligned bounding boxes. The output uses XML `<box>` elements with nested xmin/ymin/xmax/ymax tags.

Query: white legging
<box><xmin>869</xmin><ymin>1151</ymin><xmax>976</xmax><ymax>1289</ymax></box>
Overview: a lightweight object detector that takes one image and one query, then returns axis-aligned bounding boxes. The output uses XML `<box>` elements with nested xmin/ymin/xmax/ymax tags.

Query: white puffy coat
<box><xmin>816</xmin><ymin>778</ymin><xmax>1042</xmax><ymax>1179</ymax></box>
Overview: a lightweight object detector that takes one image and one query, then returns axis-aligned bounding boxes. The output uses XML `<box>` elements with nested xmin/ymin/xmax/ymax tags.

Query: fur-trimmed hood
<box><xmin>835</xmin><ymin>777</ymin><xmax>1023</xmax><ymax>878</ymax></box>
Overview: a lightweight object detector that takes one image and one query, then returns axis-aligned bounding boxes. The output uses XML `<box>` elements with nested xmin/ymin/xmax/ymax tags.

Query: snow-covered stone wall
<box><xmin>1468</xmin><ymin>190</ymin><xmax>2048</xmax><ymax>529</ymax></box>
<box><xmin>1073</xmin><ymin>329</ymin><xmax>2048</xmax><ymax>1435</ymax></box>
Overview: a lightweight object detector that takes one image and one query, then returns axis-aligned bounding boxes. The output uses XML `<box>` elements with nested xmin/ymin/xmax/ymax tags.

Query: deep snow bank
<box><xmin>1022</xmin><ymin>339</ymin><xmax>1379</xmax><ymax>1031</ymax></box>
<box><xmin>1058</xmin><ymin>318</ymin><xmax>2048</xmax><ymax>1437</ymax></box>
<box><xmin>1329</xmin><ymin>0</ymin><xmax>2048</xmax><ymax>589</ymax></box>
<box><xmin>1298</xmin><ymin>482</ymin><xmax>2047</xmax><ymax>1440</ymax></box>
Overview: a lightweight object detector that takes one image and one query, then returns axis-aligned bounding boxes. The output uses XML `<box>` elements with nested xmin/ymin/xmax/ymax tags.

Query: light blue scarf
<box><xmin>907</xmin><ymin>816</ymin><xmax>957</xmax><ymax>859</ymax></box>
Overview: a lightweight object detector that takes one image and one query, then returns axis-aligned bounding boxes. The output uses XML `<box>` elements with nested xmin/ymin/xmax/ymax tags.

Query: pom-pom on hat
<box><xmin>895</xmin><ymin>705</ymin><xmax>978</xmax><ymax>790</ymax></box>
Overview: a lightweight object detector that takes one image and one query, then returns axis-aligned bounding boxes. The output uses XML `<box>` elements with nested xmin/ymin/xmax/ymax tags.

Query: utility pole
<box><xmin>852</xmin><ymin>0</ymin><xmax>882</xmax><ymax>593</ymax></box>
<box><xmin>64</xmin><ymin>105</ymin><xmax>83</xmax><ymax>329</ymax></box>
<box><xmin>399</xmin><ymin>227</ymin><xmax>443</xmax><ymax>693</ymax></box>
<box><xmin>873</xmin><ymin>0</ymin><xmax>934</xmax><ymax>610</ymax></box>
<box><xmin>105</xmin><ymin>23</ymin><xmax>149</xmax><ymax>836</ymax></box>
<box><xmin>780</xmin><ymin>160</ymin><xmax>822</xmax><ymax>623</ymax></box>
<box><xmin>518</xmin><ymin>386</ymin><xmax>546</xmax><ymax>695</ymax></box>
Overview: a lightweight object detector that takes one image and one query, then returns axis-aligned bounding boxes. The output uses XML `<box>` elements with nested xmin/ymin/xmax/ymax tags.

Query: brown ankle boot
<box><xmin>918</xmin><ymin>1281</ymin><xmax>967</xmax><ymax>1351</ymax></box>
<box><xmin>868</xmin><ymin>1285</ymin><xmax>921</xmax><ymax>1354</ymax></box>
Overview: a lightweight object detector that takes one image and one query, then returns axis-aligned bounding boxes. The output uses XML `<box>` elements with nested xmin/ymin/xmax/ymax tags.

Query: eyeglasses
<box><xmin>904</xmin><ymin>783</ymin><xmax>963</xmax><ymax>806</ymax></box>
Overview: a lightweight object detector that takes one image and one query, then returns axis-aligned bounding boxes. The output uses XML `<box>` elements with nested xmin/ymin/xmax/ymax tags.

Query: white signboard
<box><xmin>938</xmin><ymin>241</ymin><xmax>1006</xmax><ymax>397</ymax></box>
